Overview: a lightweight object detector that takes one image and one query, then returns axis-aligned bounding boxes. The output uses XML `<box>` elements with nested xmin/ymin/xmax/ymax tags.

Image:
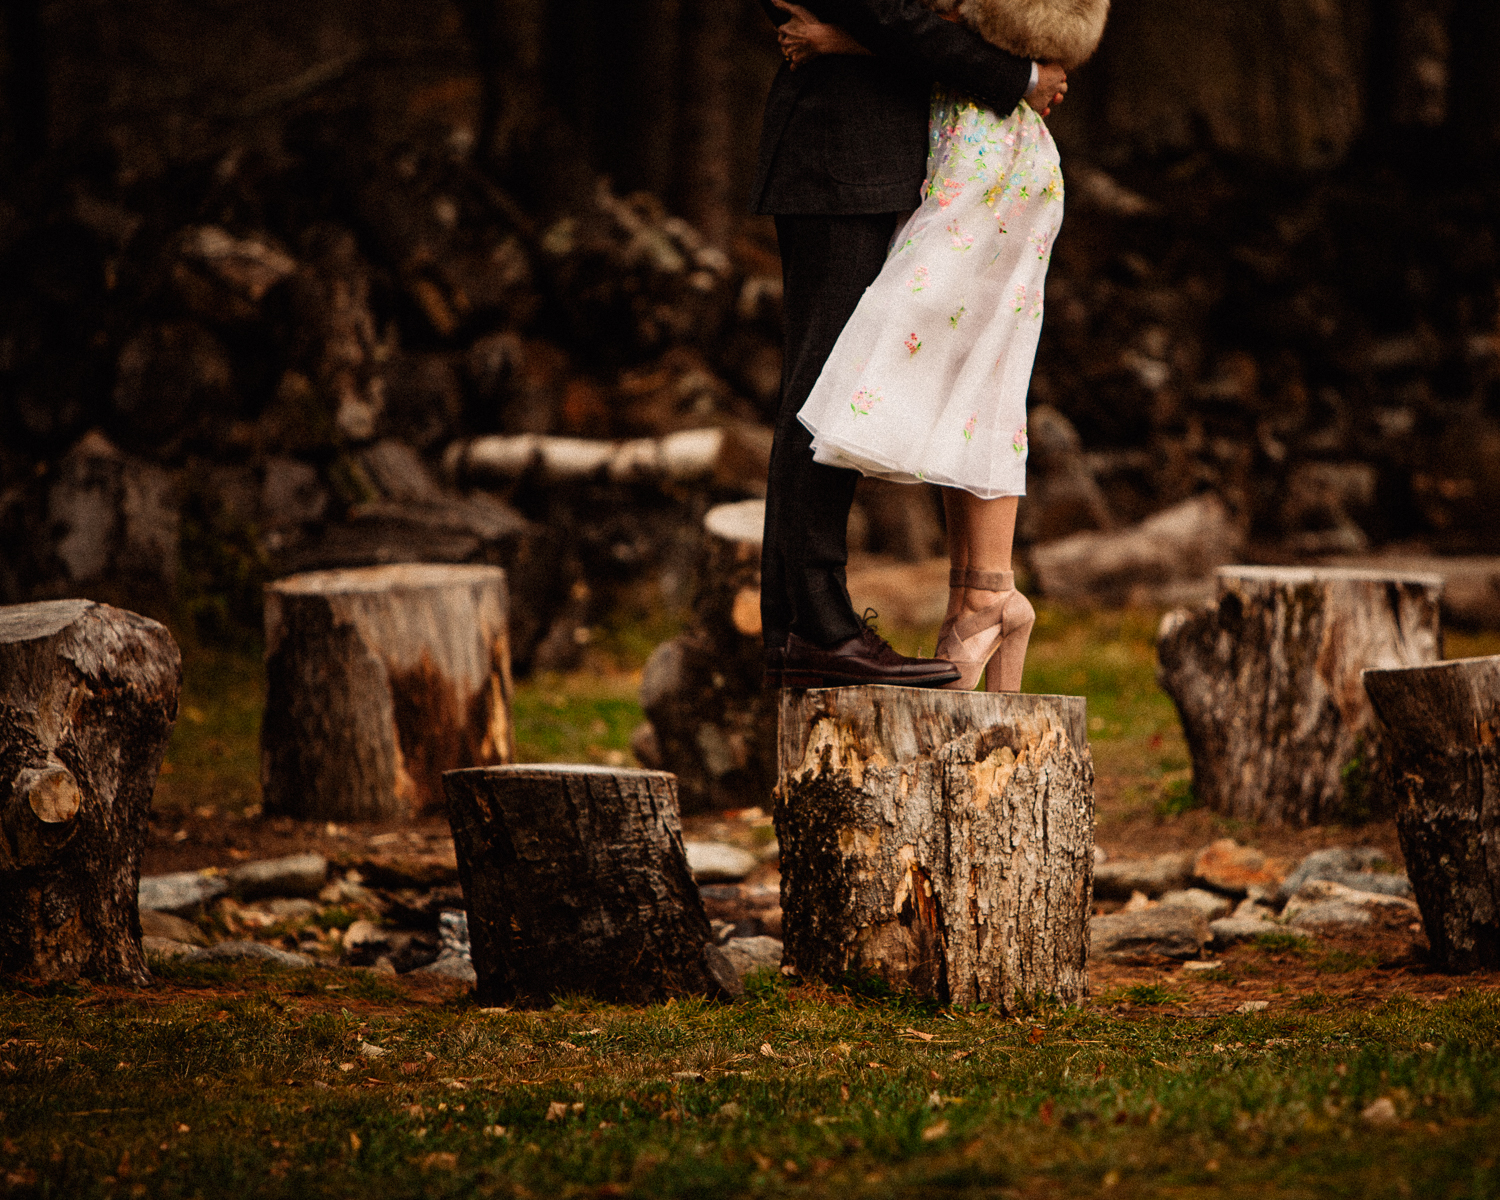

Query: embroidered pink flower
<box><xmin>908</xmin><ymin>265</ymin><xmax>930</xmax><ymax>292</ymax></box>
<box><xmin>963</xmin><ymin>413</ymin><xmax>977</xmax><ymax>441</ymax></box>
<box><xmin>904</xmin><ymin>333</ymin><xmax>921</xmax><ymax>356</ymax></box>
<box><xmin>850</xmin><ymin>388</ymin><xmax>882</xmax><ymax>416</ymax></box>
<box><xmin>947</xmin><ymin>218</ymin><xmax>974</xmax><ymax>251</ymax></box>
<box><xmin>930</xmin><ymin>176</ymin><xmax>964</xmax><ymax>207</ymax></box>
<box><xmin>1030</xmin><ymin>228</ymin><xmax>1054</xmax><ymax>261</ymax></box>
<box><xmin>1013</xmin><ymin>426</ymin><xmax>1028</xmax><ymax>456</ymax></box>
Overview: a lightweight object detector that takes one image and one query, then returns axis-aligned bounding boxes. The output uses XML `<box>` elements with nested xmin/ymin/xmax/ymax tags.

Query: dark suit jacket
<box><xmin>751</xmin><ymin>0</ymin><xmax>1033</xmax><ymax>215</ymax></box>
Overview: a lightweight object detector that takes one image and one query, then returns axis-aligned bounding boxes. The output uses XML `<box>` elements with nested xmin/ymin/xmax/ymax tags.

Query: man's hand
<box><xmin>1025</xmin><ymin>62</ymin><xmax>1067</xmax><ymax>116</ymax></box>
<box><xmin>773</xmin><ymin>0</ymin><xmax>871</xmax><ymax>68</ymax></box>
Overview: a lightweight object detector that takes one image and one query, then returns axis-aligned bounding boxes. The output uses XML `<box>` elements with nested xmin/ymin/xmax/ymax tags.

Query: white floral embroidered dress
<box><xmin>797</xmin><ymin>88</ymin><xmax>1063</xmax><ymax>498</ymax></box>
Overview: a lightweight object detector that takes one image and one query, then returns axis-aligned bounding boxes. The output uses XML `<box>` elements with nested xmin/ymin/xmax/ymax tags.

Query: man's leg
<box><xmin>762</xmin><ymin>212</ymin><xmax>901</xmax><ymax>650</ymax></box>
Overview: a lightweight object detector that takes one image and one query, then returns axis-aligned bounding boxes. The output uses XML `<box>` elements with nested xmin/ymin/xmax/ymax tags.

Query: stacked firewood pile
<box><xmin>2</xmin><ymin>122</ymin><xmax>1499</xmax><ymax>663</ymax></box>
<box><xmin>0</xmin><ymin>143</ymin><xmax>786</xmax><ymax>668</ymax></box>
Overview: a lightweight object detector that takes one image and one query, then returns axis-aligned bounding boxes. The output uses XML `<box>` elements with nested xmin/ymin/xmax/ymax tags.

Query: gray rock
<box><xmin>228</xmin><ymin>853</ymin><xmax>328</xmax><ymax>900</ymax></box>
<box><xmin>261</xmin><ymin>897</ymin><xmax>320</xmax><ymax>921</ymax></box>
<box><xmin>138</xmin><ymin>870</ymin><xmax>227</xmax><ymax>915</ymax></box>
<box><xmin>1093</xmin><ymin>852</ymin><xmax>1195</xmax><ymax>900</ymax></box>
<box><xmin>1159</xmin><ymin>888</ymin><xmax>1233</xmax><ymax>920</ymax></box>
<box><xmin>184</xmin><ymin>940</ymin><xmax>314</xmax><ymax>969</ymax></box>
<box><xmin>1090</xmin><ymin>908</ymin><xmax>1209</xmax><ymax>963</ymax></box>
<box><xmin>685</xmin><ymin>841</ymin><xmax>759</xmax><ymax>883</ymax></box>
<box><xmin>1209</xmin><ymin>915</ymin><xmax>1284</xmax><ymax>947</ymax></box>
<box><xmin>702</xmin><ymin>943</ymin><xmax>746</xmax><ymax>998</ymax></box>
<box><xmin>1277</xmin><ymin>847</ymin><xmax>1409</xmax><ymax>903</ymax></box>
<box><xmin>413</xmin><ymin>954</ymin><xmax>477</xmax><ymax>984</ymax></box>
<box><xmin>342</xmin><ymin>919</ymin><xmax>392</xmax><ymax>966</ymax></box>
<box><xmin>1288</xmin><ymin>901</ymin><xmax>1374</xmax><ymax>930</ymax></box>
<box><xmin>139</xmin><ymin>909</ymin><xmax>209</xmax><ymax>946</ymax></box>
<box><xmin>142</xmin><ymin>936</ymin><xmax>197</xmax><ymax>959</ymax></box>
<box><xmin>720</xmin><ymin>936</ymin><xmax>783</xmax><ymax>978</ymax></box>
<box><xmin>1284</xmin><ymin>879</ymin><xmax>1419</xmax><ymax>932</ymax></box>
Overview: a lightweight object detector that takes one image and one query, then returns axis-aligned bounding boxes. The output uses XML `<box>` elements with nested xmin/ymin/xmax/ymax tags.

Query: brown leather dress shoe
<box><xmin>768</xmin><ymin>624</ymin><xmax>961</xmax><ymax>690</ymax></box>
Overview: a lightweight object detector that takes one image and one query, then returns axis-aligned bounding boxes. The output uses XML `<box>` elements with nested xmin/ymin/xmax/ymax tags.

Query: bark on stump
<box><xmin>262</xmin><ymin>563</ymin><xmax>515</xmax><ymax>821</ymax></box>
<box><xmin>1157</xmin><ymin>566</ymin><xmax>1443</xmax><ymax>825</ymax></box>
<box><xmin>1364</xmin><ymin>656</ymin><xmax>1500</xmax><ymax>970</ymax></box>
<box><xmin>443</xmin><ymin>765</ymin><xmax>728</xmax><ymax>1005</ymax></box>
<box><xmin>0</xmin><ymin>600</ymin><xmax>181</xmax><ymax>984</ymax></box>
<box><xmin>775</xmin><ymin>686</ymin><xmax>1094</xmax><ymax>1011</ymax></box>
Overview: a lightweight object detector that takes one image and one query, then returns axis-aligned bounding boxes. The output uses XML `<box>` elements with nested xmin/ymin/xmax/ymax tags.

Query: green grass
<box><xmin>152</xmin><ymin>644</ymin><xmax>265</xmax><ymax>819</ymax></box>
<box><xmin>1</xmin><ymin>977</ymin><xmax>1498</xmax><ymax>1198</ymax></box>
<box><xmin>511</xmin><ymin>672</ymin><xmax>644</xmax><ymax>766</ymax></box>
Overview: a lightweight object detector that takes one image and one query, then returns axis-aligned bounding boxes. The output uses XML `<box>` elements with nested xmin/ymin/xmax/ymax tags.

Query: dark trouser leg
<box><xmin>762</xmin><ymin>211</ymin><xmax>902</xmax><ymax>649</ymax></box>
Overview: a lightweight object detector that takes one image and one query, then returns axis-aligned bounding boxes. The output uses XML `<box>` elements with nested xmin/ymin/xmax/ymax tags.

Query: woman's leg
<box><xmin>938</xmin><ymin>490</ymin><xmax>1033</xmax><ymax>691</ymax></box>
<box><xmin>950</xmin><ymin>492</ymin><xmax>1017</xmax><ymax>610</ymax></box>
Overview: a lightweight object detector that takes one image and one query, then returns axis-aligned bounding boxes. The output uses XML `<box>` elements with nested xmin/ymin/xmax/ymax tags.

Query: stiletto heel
<box><xmin>934</xmin><ymin>569</ymin><xmax>1035</xmax><ymax>692</ymax></box>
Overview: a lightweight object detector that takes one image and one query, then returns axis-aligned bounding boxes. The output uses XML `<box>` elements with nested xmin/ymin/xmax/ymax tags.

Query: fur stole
<box><xmin>926</xmin><ymin>0</ymin><xmax>1109</xmax><ymax>70</ymax></box>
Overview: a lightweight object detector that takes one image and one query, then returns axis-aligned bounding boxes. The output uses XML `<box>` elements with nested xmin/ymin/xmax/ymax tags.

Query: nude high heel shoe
<box><xmin>935</xmin><ymin>568</ymin><xmax>1036</xmax><ymax>692</ymax></box>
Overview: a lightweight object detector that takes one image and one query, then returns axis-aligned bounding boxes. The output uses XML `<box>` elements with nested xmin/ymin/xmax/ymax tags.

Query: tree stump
<box><xmin>442</xmin><ymin>765</ymin><xmax>729</xmax><ymax>1005</ymax></box>
<box><xmin>1363</xmin><ymin>656</ymin><xmax>1500</xmax><ymax>971</ymax></box>
<box><xmin>636</xmin><ymin>499</ymin><xmax>777</xmax><ymax>812</ymax></box>
<box><xmin>775</xmin><ymin>687</ymin><xmax>1094</xmax><ymax>1011</ymax></box>
<box><xmin>262</xmin><ymin>563</ymin><xmax>515</xmax><ymax>821</ymax></box>
<box><xmin>0</xmin><ymin>600</ymin><xmax>181</xmax><ymax>984</ymax></box>
<box><xmin>1157</xmin><ymin>566</ymin><xmax>1443</xmax><ymax>825</ymax></box>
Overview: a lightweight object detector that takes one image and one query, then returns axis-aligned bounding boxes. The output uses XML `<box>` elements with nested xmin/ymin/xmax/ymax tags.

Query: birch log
<box><xmin>1363</xmin><ymin>656</ymin><xmax>1500</xmax><ymax>970</ymax></box>
<box><xmin>1157</xmin><ymin>566</ymin><xmax>1443</xmax><ymax>825</ymax></box>
<box><xmin>262</xmin><ymin>563</ymin><xmax>514</xmax><ymax>821</ymax></box>
<box><xmin>0</xmin><ymin>600</ymin><xmax>180</xmax><ymax>984</ymax></box>
<box><xmin>443</xmin><ymin>765</ymin><xmax>732</xmax><ymax>1005</ymax></box>
<box><xmin>775</xmin><ymin>686</ymin><xmax>1094</xmax><ymax>1011</ymax></box>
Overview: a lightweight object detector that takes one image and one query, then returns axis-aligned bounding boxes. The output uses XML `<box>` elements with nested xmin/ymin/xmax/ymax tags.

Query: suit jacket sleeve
<box><xmin>761</xmin><ymin>0</ymin><xmax>1032</xmax><ymax>116</ymax></box>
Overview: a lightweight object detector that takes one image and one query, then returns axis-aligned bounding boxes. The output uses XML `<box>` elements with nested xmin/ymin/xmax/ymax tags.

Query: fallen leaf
<box><xmin>348</xmin><ymin>1132</ymin><xmax>361</xmax><ymax>1152</ymax></box>
<box><xmin>1039</xmin><ymin>1098</ymin><xmax>1055</xmax><ymax>1126</ymax></box>
<box><xmin>545</xmin><ymin>1100</ymin><xmax>569</xmax><ymax>1121</ymax></box>
<box><xmin>1028</xmin><ymin>1026</ymin><xmax>1045</xmax><ymax>1045</ymax></box>
<box><xmin>759</xmin><ymin>1043</ymin><xmax>776</xmax><ymax>1058</ymax></box>
<box><xmin>921</xmin><ymin>1119</ymin><xmax>950</xmax><ymax>1141</ymax></box>
<box><xmin>1361</xmin><ymin>1097</ymin><xmax>1399</xmax><ymax>1126</ymax></box>
<box><xmin>358</xmin><ymin>1041</ymin><xmax>387</xmax><ymax>1058</ymax></box>
<box><xmin>417</xmin><ymin>1151</ymin><xmax>457</xmax><ymax>1171</ymax></box>
<box><xmin>903</xmin><ymin>1028</ymin><xmax>935</xmax><ymax>1042</ymax></box>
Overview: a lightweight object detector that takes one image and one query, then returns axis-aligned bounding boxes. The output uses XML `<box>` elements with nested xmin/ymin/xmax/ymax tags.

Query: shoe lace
<box><xmin>855</xmin><ymin>609</ymin><xmax>901</xmax><ymax>662</ymax></box>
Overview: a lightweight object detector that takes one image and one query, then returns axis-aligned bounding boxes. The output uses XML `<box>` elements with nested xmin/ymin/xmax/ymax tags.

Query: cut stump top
<box><xmin>704</xmin><ymin>500</ymin><xmax>765</xmax><ymax>547</ymax></box>
<box><xmin>267</xmin><ymin>563</ymin><xmax>505</xmax><ymax>596</ymax></box>
<box><xmin>1216</xmin><ymin>565</ymin><xmax>1446</xmax><ymax>589</ymax></box>
<box><xmin>778</xmin><ymin>685</ymin><xmax>1088</xmax><ymax>774</ymax></box>
<box><xmin>0</xmin><ymin>599</ymin><xmax>99</xmax><ymax>644</ymax></box>
<box><xmin>445</xmin><ymin>764</ymin><xmax>675</xmax><ymax>783</ymax></box>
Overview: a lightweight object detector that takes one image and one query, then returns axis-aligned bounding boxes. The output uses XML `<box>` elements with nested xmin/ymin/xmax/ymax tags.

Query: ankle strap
<box><xmin>950</xmin><ymin>568</ymin><xmax>1014</xmax><ymax>590</ymax></box>
<box><xmin>962</xmin><ymin>568</ymin><xmax>1014</xmax><ymax>592</ymax></box>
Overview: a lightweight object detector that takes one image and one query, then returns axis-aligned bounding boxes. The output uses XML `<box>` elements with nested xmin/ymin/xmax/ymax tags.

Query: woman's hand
<box><xmin>1025</xmin><ymin>62</ymin><xmax>1068</xmax><ymax>116</ymax></box>
<box><xmin>772</xmin><ymin>0</ymin><xmax>871</xmax><ymax>68</ymax></box>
